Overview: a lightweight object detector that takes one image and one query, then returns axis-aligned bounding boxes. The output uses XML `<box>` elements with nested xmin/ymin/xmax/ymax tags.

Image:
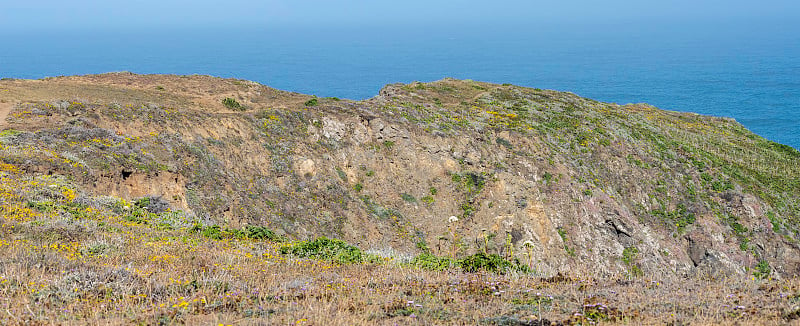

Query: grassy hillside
<box><xmin>1</xmin><ymin>73</ymin><xmax>799</xmax><ymax>324</ymax></box>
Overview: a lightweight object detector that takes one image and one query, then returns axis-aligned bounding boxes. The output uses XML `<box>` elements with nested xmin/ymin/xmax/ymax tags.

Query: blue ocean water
<box><xmin>1</xmin><ymin>23</ymin><xmax>798</xmax><ymax>148</ymax></box>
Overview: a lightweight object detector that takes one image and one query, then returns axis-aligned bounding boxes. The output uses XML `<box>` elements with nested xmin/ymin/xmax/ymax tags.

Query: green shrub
<box><xmin>279</xmin><ymin>237</ymin><xmax>364</xmax><ymax>264</ymax></box>
<box><xmin>621</xmin><ymin>246</ymin><xmax>638</xmax><ymax>266</ymax></box>
<box><xmin>754</xmin><ymin>260</ymin><xmax>771</xmax><ymax>279</ymax></box>
<box><xmin>460</xmin><ymin>203</ymin><xmax>476</xmax><ymax>218</ymax></box>
<box><xmin>543</xmin><ymin>172</ymin><xmax>553</xmax><ymax>185</ymax></box>
<box><xmin>459</xmin><ymin>253</ymin><xmax>528</xmax><ymax>274</ymax></box>
<box><xmin>622</xmin><ymin>246</ymin><xmax>643</xmax><ymax>276</ymax></box>
<box><xmin>123</xmin><ymin>213</ymin><xmax>148</xmax><ymax>225</ymax></box>
<box><xmin>222</xmin><ymin>97</ymin><xmax>245</xmax><ymax>111</ymax></box>
<box><xmin>304</xmin><ymin>98</ymin><xmax>318</xmax><ymax>106</ymax></box>
<box><xmin>192</xmin><ymin>224</ymin><xmax>221</xmax><ymax>240</ymax></box>
<box><xmin>451</xmin><ymin>172</ymin><xmax>486</xmax><ymax>196</ymax></box>
<box><xmin>410</xmin><ymin>253</ymin><xmax>455</xmax><ymax>271</ymax></box>
<box><xmin>190</xmin><ymin>224</ymin><xmax>280</xmax><ymax>241</ymax></box>
<box><xmin>245</xmin><ymin>225</ymin><xmax>281</xmax><ymax>241</ymax></box>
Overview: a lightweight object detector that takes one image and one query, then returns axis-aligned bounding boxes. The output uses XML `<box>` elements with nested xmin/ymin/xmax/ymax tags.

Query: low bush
<box><xmin>190</xmin><ymin>224</ymin><xmax>281</xmax><ymax>241</ymax></box>
<box><xmin>280</xmin><ymin>237</ymin><xmax>364</xmax><ymax>264</ymax></box>
<box><xmin>222</xmin><ymin>97</ymin><xmax>245</xmax><ymax>111</ymax></box>
<box><xmin>459</xmin><ymin>253</ymin><xmax>528</xmax><ymax>274</ymax></box>
<box><xmin>410</xmin><ymin>253</ymin><xmax>455</xmax><ymax>271</ymax></box>
<box><xmin>245</xmin><ymin>225</ymin><xmax>282</xmax><ymax>241</ymax></box>
<box><xmin>411</xmin><ymin>252</ymin><xmax>528</xmax><ymax>274</ymax></box>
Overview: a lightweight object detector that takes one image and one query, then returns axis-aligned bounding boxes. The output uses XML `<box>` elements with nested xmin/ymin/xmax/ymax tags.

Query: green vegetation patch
<box><xmin>0</xmin><ymin>129</ymin><xmax>22</xmax><ymax>138</ymax></box>
<box><xmin>304</xmin><ymin>98</ymin><xmax>318</xmax><ymax>106</ymax></box>
<box><xmin>280</xmin><ymin>237</ymin><xmax>364</xmax><ymax>264</ymax></box>
<box><xmin>400</xmin><ymin>193</ymin><xmax>416</xmax><ymax>203</ymax></box>
<box><xmin>754</xmin><ymin>260</ymin><xmax>771</xmax><ymax>279</ymax></box>
<box><xmin>410</xmin><ymin>252</ymin><xmax>528</xmax><ymax>274</ymax></box>
<box><xmin>410</xmin><ymin>253</ymin><xmax>456</xmax><ymax>271</ymax></box>
<box><xmin>222</xmin><ymin>97</ymin><xmax>245</xmax><ymax>111</ymax></box>
<box><xmin>451</xmin><ymin>172</ymin><xmax>487</xmax><ymax>196</ymax></box>
<box><xmin>622</xmin><ymin>246</ymin><xmax>643</xmax><ymax>277</ymax></box>
<box><xmin>189</xmin><ymin>224</ymin><xmax>282</xmax><ymax>242</ymax></box>
<box><xmin>459</xmin><ymin>253</ymin><xmax>529</xmax><ymax>274</ymax></box>
<box><xmin>651</xmin><ymin>204</ymin><xmax>696</xmax><ymax>233</ymax></box>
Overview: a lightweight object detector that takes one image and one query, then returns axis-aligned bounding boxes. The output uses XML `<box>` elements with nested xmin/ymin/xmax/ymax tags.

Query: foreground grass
<box><xmin>1</xmin><ymin>168</ymin><xmax>799</xmax><ymax>325</ymax></box>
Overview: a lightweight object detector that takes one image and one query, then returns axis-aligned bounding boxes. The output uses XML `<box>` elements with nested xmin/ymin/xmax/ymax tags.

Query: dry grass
<box><xmin>0</xmin><ymin>166</ymin><xmax>798</xmax><ymax>325</ymax></box>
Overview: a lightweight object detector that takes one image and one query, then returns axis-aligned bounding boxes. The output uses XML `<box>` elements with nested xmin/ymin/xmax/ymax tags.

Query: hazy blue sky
<box><xmin>1</xmin><ymin>0</ymin><xmax>798</xmax><ymax>31</ymax></box>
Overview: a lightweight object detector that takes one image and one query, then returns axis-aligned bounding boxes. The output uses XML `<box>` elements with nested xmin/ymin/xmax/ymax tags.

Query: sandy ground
<box><xmin>0</xmin><ymin>102</ymin><xmax>12</xmax><ymax>128</ymax></box>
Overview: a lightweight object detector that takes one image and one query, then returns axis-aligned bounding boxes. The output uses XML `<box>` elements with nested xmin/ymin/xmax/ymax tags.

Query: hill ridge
<box><xmin>1</xmin><ymin>73</ymin><xmax>799</xmax><ymax>279</ymax></box>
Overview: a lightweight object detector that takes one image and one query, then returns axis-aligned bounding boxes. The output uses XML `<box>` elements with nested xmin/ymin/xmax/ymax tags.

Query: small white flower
<box><xmin>522</xmin><ymin>240</ymin><xmax>535</xmax><ymax>248</ymax></box>
<box><xmin>448</xmin><ymin>216</ymin><xmax>459</xmax><ymax>223</ymax></box>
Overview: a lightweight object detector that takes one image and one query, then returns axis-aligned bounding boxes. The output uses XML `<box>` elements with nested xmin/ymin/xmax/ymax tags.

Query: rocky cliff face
<box><xmin>2</xmin><ymin>73</ymin><xmax>799</xmax><ymax>278</ymax></box>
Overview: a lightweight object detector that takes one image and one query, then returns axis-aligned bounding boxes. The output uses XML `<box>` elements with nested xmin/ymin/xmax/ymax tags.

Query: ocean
<box><xmin>1</xmin><ymin>22</ymin><xmax>798</xmax><ymax>148</ymax></box>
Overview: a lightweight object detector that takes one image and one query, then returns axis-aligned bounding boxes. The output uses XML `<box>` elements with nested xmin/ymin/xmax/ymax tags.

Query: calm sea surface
<box><xmin>2</xmin><ymin>23</ymin><xmax>798</xmax><ymax>148</ymax></box>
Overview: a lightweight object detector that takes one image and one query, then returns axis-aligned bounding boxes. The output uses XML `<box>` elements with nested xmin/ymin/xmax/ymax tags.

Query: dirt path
<box><xmin>0</xmin><ymin>102</ymin><xmax>11</xmax><ymax>128</ymax></box>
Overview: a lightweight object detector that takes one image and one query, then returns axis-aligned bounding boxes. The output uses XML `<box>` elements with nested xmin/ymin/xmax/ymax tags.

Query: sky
<box><xmin>1</xmin><ymin>0</ymin><xmax>798</xmax><ymax>31</ymax></box>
